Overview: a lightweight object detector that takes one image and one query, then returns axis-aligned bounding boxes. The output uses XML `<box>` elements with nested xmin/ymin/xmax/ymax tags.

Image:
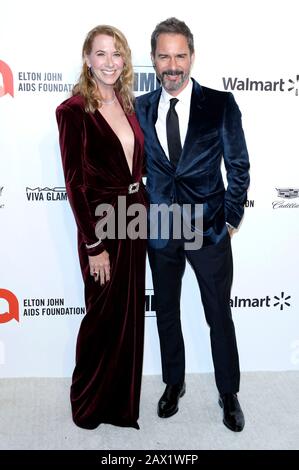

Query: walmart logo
<box><xmin>222</xmin><ymin>75</ymin><xmax>299</xmax><ymax>96</ymax></box>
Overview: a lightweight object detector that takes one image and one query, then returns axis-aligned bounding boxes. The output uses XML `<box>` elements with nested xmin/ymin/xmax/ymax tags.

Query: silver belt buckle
<box><xmin>128</xmin><ymin>182</ymin><xmax>140</xmax><ymax>194</ymax></box>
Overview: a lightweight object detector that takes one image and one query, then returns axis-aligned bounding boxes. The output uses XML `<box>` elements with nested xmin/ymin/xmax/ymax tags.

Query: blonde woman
<box><xmin>56</xmin><ymin>25</ymin><xmax>147</xmax><ymax>429</ymax></box>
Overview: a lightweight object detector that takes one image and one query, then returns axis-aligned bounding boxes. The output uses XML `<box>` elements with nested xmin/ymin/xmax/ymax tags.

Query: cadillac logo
<box><xmin>276</xmin><ymin>188</ymin><xmax>299</xmax><ymax>199</ymax></box>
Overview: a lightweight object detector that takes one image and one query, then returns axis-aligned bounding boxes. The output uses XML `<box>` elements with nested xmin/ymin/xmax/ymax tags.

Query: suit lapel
<box><xmin>145</xmin><ymin>88</ymin><xmax>174</xmax><ymax>169</ymax></box>
<box><xmin>178</xmin><ymin>80</ymin><xmax>206</xmax><ymax>168</ymax></box>
<box><xmin>147</xmin><ymin>88</ymin><xmax>161</xmax><ymax>124</ymax></box>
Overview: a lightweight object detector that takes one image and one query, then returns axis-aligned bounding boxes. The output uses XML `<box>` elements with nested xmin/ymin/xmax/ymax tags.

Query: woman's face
<box><xmin>86</xmin><ymin>34</ymin><xmax>124</xmax><ymax>88</ymax></box>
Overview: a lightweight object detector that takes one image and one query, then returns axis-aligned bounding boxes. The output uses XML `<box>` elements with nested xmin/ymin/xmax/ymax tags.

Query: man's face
<box><xmin>152</xmin><ymin>33</ymin><xmax>194</xmax><ymax>96</ymax></box>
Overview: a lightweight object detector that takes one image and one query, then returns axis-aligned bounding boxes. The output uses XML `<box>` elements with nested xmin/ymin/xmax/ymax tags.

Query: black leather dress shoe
<box><xmin>218</xmin><ymin>393</ymin><xmax>245</xmax><ymax>432</ymax></box>
<box><xmin>157</xmin><ymin>382</ymin><xmax>186</xmax><ymax>418</ymax></box>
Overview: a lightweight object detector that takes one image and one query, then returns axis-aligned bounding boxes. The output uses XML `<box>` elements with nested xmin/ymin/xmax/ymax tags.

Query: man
<box><xmin>136</xmin><ymin>18</ymin><xmax>250</xmax><ymax>432</ymax></box>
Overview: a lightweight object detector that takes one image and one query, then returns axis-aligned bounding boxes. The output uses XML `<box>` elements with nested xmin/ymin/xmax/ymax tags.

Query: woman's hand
<box><xmin>88</xmin><ymin>250</ymin><xmax>110</xmax><ymax>285</ymax></box>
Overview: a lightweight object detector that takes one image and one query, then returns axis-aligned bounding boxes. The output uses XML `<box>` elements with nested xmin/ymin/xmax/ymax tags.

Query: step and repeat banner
<box><xmin>1</xmin><ymin>0</ymin><xmax>298</xmax><ymax>377</ymax></box>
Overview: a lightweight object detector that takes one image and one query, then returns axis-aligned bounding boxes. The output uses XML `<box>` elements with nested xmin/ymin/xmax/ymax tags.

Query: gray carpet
<box><xmin>0</xmin><ymin>372</ymin><xmax>298</xmax><ymax>450</ymax></box>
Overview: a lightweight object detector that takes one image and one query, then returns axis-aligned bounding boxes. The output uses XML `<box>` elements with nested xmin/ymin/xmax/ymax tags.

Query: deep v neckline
<box><xmin>95</xmin><ymin>108</ymin><xmax>135</xmax><ymax>179</ymax></box>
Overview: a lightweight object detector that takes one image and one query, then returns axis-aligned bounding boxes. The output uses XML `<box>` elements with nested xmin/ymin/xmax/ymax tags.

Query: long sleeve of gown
<box><xmin>56</xmin><ymin>103</ymin><xmax>106</xmax><ymax>256</ymax></box>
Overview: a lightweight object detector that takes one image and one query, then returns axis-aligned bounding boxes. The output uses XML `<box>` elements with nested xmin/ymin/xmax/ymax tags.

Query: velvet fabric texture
<box><xmin>136</xmin><ymin>79</ymin><xmax>250</xmax><ymax>248</ymax></box>
<box><xmin>56</xmin><ymin>94</ymin><xmax>147</xmax><ymax>429</ymax></box>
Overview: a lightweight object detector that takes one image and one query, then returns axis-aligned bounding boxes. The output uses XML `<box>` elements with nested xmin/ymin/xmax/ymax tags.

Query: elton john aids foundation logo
<box><xmin>0</xmin><ymin>60</ymin><xmax>14</xmax><ymax>98</ymax></box>
<box><xmin>0</xmin><ymin>289</ymin><xmax>19</xmax><ymax>324</ymax></box>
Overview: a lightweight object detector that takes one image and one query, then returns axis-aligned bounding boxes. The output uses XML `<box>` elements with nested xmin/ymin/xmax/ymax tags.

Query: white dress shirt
<box><xmin>155</xmin><ymin>79</ymin><xmax>193</xmax><ymax>159</ymax></box>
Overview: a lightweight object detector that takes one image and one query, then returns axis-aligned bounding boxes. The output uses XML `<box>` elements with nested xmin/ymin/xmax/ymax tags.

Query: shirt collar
<box><xmin>160</xmin><ymin>78</ymin><xmax>193</xmax><ymax>105</ymax></box>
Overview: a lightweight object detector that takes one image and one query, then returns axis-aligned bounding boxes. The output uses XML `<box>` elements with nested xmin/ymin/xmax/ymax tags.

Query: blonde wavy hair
<box><xmin>73</xmin><ymin>25</ymin><xmax>135</xmax><ymax>114</ymax></box>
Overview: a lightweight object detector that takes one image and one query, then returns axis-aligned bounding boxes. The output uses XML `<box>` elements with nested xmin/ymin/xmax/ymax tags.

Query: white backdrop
<box><xmin>1</xmin><ymin>0</ymin><xmax>299</xmax><ymax>377</ymax></box>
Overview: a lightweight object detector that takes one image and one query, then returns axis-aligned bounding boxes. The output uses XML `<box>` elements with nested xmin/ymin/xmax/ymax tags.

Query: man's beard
<box><xmin>159</xmin><ymin>69</ymin><xmax>190</xmax><ymax>92</ymax></box>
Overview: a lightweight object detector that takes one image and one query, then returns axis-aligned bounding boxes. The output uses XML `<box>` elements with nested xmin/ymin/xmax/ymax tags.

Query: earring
<box><xmin>87</xmin><ymin>65</ymin><xmax>92</xmax><ymax>77</ymax></box>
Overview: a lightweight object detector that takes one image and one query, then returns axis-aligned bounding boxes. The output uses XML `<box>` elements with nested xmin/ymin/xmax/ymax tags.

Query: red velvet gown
<box><xmin>56</xmin><ymin>94</ymin><xmax>147</xmax><ymax>429</ymax></box>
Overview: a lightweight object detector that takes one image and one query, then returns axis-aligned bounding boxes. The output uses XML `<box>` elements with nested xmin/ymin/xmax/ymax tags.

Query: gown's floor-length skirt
<box><xmin>71</xmin><ymin>232</ymin><xmax>146</xmax><ymax>429</ymax></box>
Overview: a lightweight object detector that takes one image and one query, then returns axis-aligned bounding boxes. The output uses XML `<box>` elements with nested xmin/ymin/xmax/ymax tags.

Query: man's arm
<box><xmin>222</xmin><ymin>93</ymin><xmax>250</xmax><ymax>229</ymax></box>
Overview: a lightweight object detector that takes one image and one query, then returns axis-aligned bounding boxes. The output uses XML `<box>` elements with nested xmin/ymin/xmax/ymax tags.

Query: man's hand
<box><xmin>226</xmin><ymin>223</ymin><xmax>235</xmax><ymax>237</ymax></box>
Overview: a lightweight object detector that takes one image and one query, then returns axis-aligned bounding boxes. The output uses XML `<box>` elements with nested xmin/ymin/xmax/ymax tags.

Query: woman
<box><xmin>56</xmin><ymin>25</ymin><xmax>147</xmax><ymax>429</ymax></box>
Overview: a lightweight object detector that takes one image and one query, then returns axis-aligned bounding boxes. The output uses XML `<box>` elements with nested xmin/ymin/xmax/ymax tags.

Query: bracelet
<box><xmin>85</xmin><ymin>239</ymin><xmax>102</xmax><ymax>249</ymax></box>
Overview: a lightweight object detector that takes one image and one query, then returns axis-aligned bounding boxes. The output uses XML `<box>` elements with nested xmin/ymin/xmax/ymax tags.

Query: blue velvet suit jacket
<box><xmin>135</xmin><ymin>79</ymin><xmax>250</xmax><ymax>247</ymax></box>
